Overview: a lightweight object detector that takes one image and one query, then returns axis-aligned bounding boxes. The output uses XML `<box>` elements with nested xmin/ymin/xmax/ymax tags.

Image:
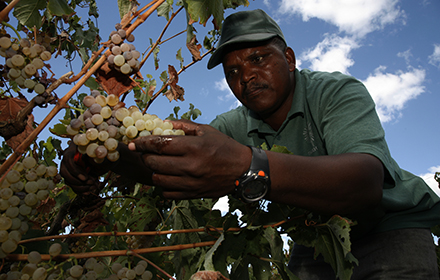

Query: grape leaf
<box><xmin>6</xmin><ymin>114</ymin><xmax>34</xmax><ymax>151</ymax></box>
<box><xmin>203</xmin><ymin>233</ymin><xmax>224</xmax><ymax>271</ymax></box>
<box><xmin>157</xmin><ymin>0</ymin><xmax>173</xmax><ymax>21</ymax></box>
<box><xmin>13</xmin><ymin>0</ymin><xmax>47</xmax><ymax>29</ymax></box>
<box><xmin>47</xmin><ymin>0</ymin><xmax>74</xmax><ymax>16</ymax></box>
<box><xmin>164</xmin><ymin>65</ymin><xmax>185</xmax><ymax>102</ymax></box>
<box><xmin>95</xmin><ymin>62</ymin><xmax>138</xmax><ymax>97</ymax></box>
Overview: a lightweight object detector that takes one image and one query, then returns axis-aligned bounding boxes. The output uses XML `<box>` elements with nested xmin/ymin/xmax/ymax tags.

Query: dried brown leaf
<box><xmin>187</xmin><ymin>35</ymin><xmax>202</xmax><ymax>62</ymax></box>
<box><xmin>6</xmin><ymin>114</ymin><xmax>34</xmax><ymax>150</ymax></box>
<box><xmin>95</xmin><ymin>62</ymin><xmax>138</xmax><ymax>97</ymax></box>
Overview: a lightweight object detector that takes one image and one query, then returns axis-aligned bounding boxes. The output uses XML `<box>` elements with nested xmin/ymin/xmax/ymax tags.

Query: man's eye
<box><xmin>227</xmin><ymin>69</ymin><xmax>238</xmax><ymax>77</ymax></box>
<box><xmin>253</xmin><ymin>56</ymin><xmax>263</xmax><ymax>63</ymax></box>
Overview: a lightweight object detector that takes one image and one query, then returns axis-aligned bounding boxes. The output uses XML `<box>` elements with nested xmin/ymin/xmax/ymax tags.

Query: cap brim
<box><xmin>207</xmin><ymin>33</ymin><xmax>278</xmax><ymax>69</ymax></box>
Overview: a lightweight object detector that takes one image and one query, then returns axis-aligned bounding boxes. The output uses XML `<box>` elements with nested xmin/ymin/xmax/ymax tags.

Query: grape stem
<box><xmin>1</xmin><ymin>21</ymin><xmax>21</xmax><ymax>40</ymax></box>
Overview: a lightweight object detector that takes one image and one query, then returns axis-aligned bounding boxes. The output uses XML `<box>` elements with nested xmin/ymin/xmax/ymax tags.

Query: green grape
<box><xmin>24</xmin><ymin>193</ymin><xmax>38</xmax><ymax>207</ymax></box>
<box><xmin>70</xmin><ymin>118</ymin><xmax>83</xmax><ymax>130</ymax></box>
<box><xmin>117</xmin><ymin>29</ymin><xmax>126</xmax><ymax>39</ymax></box>
<box><xmin>48</xmin><ymin>243</ymin><xmax>62</xmax><ymax>257</ymax></box>
<box><xmin>100</xmin><ymin>106</ymin><xmax>112</xmax><ymax>119</ymax></box>
<box><xmin>0</xmin><ymin>230</ymin><xmax>8</xmax><ymax>242</ymax></box>
<box><xmin>141</xmin><ymin>270</ymin><xmax>153</xmax><ymax>280</ymax></box>
<box><xmin>107</xmin><ymin>151</ymin><xmax>120</xmax><ymax>162</ymax></box>
<box><xmin>94</xmin><ymin>146</ymin><xmax>108</xmax><ymax>159</ymax></box>
<box><xmin>144</xmin><ymin>120</ymin><xmax>155</xmax><ymax>131</ymax></box>
<box><xmin>36</xmin><ymin>178</ymin><xmax>48</xmax><ymax>190</ymax></box>
<box><xmin>115</xmin><ymin>107</ymin><xmax>129</xmax><ymax>121</ymax></box>
<box><xmin>34</xmin><ymin>83</ymin><xmax>45</xmax><ymax>94</ymax></box>
<box><xmin>8</xmin><ymin>196</ymin><xmax>20</xmax><ymax>207</ymax></box>
<box><xmin>74</xmin><ymin>134</ymin><xmax>89</xmax><ymax>146</ymax></box>
<box><xmin>117</xmin><ymin>267</ymin><xmax>127</xmax><ymax>279</ymax></box>
<box><xmin>0</xmin><ymin>188</ymin><xmax>13</xmax><ymax>199</ymax></box>
<box><xmin>12</xmin><ymin>162</ymin><xmax>24</xmax><ymax>172</ymax></box>
<box><xmin>120</xmin><ymin>63</ymin><xmax>131</xmax><ymax>74</ymax></box>
<box><xmin>10</xmin><ymin>218</ymin><xmax>21</xmax><ymax>230</ymax></box>
<box><xmin>104</xmin><ymin>138</ymin><xmax>118</xmax><ymax>152</ymax></box>
<box><xmin>25</xmin><ymin>170</ymin><xmax>38</xmax><ymax>181</ymax></box>
<box><xmin>77</xmin><ymin>145</ymin><xmax>87</xmax><ymax>154</ymax></box>
<box><xmin>40</xmin><ymin>51</ymin><xmax>51</xmax><ymax>61</ymax></box>
<box><xmin>135</xmin><ymin>119</ymin><xmax>146</xmax><ymax>131</ymax></box>
<box><xmin>22</xmin><ymin>157</ymin><xmax>37</xmax><ymax>169</ymax></box>
<box><xmin>83</xmin><ymin>95</ymin><xmax>96</xmax><ymax>107</ymax></box>
<box><xmin>113</xmin><ymin>54</ymin><xmax>125</xmax><ymax>66</ymax></box>
<box><xmin>123</xmin><ymin>116</ymin><xmax>134</xmax><ymax>127</ymax></box>
<box><xmin>84</xmin><ymin>257</ymin><xmax>97</xmax><ymax>270</ymax></box>
<box><xmin>25</xmin><ymin>181</ymin><xmax>38</xmax><ymax>194</ymax></box>
<box><xmin>28</xmin><ymin>251</ymin><xmax>42</xmax><ymax>264</ymax></box>
<box><xmin>111</xmin><ymin>45</ymin><xmax>122</xmax><ymax>55</ymax></box>
<box><xmin>24</xmin><ymin>64</ymin><xmax>36</xmax><ymax>76</ymax></box>
<box><xmin>131</xmin><ymin>111</ymin><xmax>143</xmax><ymax>122</ymax></box>
<box><xmin>8</xmin><ymin>230</ymin><xmax>21</xmax><ymax>243</ymax></box>
<box><xmin>22</xmin><ymin>263</ymin><xmax>38</xmax><ymax>276</ymax></box>
<box><xmin>95</xmin><ymin>95</ymin><xmax>107</xmax><ymax>107</ymax></box>
<box><xmin>0</xmin><ymin>199</ymin><xmax>9</xmax><ymax>211</ymax></box>
<box><xmin>152</xmin><ymin>127</ymin><xmax>163</xmax><ymax>135</ymax></box>
<box><xmin>134</xmin><ymin>263</ymin><xmax>146</xmax><ymax>275</ymax></box>
<box><xmin>126</xmin><ymin>269</ymin><xmax>136</xmax><ymax>280</ymax></box>
<box><xmin>126</xmin><ymin>33</ymin><xmax>135</xmax><ymax>42</ymax></box>
<box><xmin>163</xmin><ymin>121</ymin><xmax>173</xmax><ymax>130</ymax></box>
<box><xmin>1</xmin><ymin>238</ymin><xmax>17</xmax><ymax>253</ymax></box>
<box><xmin>0</xmin><ymin>179</ymin><xmax>10</xmax><ymax>189</ymax></box>
<box><xmin>107</xmin><ymin>54</ymin><xmax>115</xmax><ymax>65</ymax></box>
<box><xmin>162</xmin><ymin>129</ymin><xmax>173</xmax><ymax>135</ymax></box>
<box><xmin>35</xmin><ymin>164</ymin><xmax>47</xmax><ymax>176</ymax></box>
<box><xmin>111</xmin><ymin>263</ymin><xmax>123</xmax><ymax>274</ymax></box>
<box><xmin>107</xmin><ymin>94</ymin><xmax>119</xmax><ymax>107</ymax></box>
<box><xmin>93</xmin><ymin>262</ymin><xmax>105</xmax><ymax>274</ymax></box>
<box><xmin>11</xmin><ymin>54</ymin><xmax>25</xmax><ymax>67</ymax></box>
<box><xmin>32</xmin><ymin>58</ymin><xmax>44</xmax><ymax>69</ymax></box>
<box><xmin>19</xmin><ymin>204</ymin><xmax>32</xmax><ymax>216</ymax></box>
<box><xmin>98</xmin><ymin>130</ymin><xmax>109</xmax><ymax>142</ymax></box>
<box><xmin>107</xmin><ymin>125</ymin><xmax>118</xmax><ymax>138</ymax></box>
<box><xmin>66</xmin><ymin>125</ymin><xmax>79</xmax><ymax>136</ymax></box>
<box><xmin>86</xmin><ymin>143</ymin><xmax>99</xmax><ymax>158</ymax></box>
<box><xmin>132</xmin><ymin>50</ymin><xmax>140</xmax><ymax>60</ymax></box>
<box><xmin>23</xmin><ymin>79</ymin><xmax>36</xmax><ymax>89</ymax></box>
<box><xmin>10</xmin><ymin>181</ymin><xmax>24</xmax><ymax>192</ymax></box>
<box><xmin>46</xmin><ymin>166</ymin><xmax>58</xmax><ymax>177</ymax></box>
<box><xmin>85</xmin><ymin>271</ymin><xmax>97</xmax><ymax>280</ymax></box>
<box><xmin>6</xmin><ymin>170</ymin><xmax>20</xmax><ymax>184</ymax></box>
<box><xmin>139</xmin><ymin>130</ymin><xmax>151</xmax><ymax>137</ymax></box>
<box><xmin>153</xmin><ymin>118</ymin><xmax>163</xmax><ymax>128</ymax></box>
<box><xmin>91</xmin><ymin>114</ymin><xmax>104</xmax><ymax>125</ymax></box>
<box><xmin>125</xmin><ymin>125</ymin><xmax>138</xmax><ymax>138</ymax></box>
<box><xmin>32</xmin><ymin>267</ymin><xmax>47</xmax><ymax>280</ymax></box>
<box><xmin>97</xmin><ymin>122</ymin><xmax>109</xmax><ymax>132</ymax></box>
<box><xmin>86</xmin><ymin>128</ymin><xmax>99</xmax><ymax>141</ymax></box>
<box><xmin>127</xmin><ymin>58</ymin><xmax>137</xmax><ymax>67</ymax></box>
<box><xmin>19</xmin><ymin>220</ymin><xmax>29</xmax><ymax>234</ymax></box>
<box><xmin>28</xmin><ymin>46</ymin><xmax>38</xmax><ymax>58</ymax></box>
<box><xmin>6</xmin><ymin>207</ymin><xmax>19</xmax><ymax>218</ymax></box>
<box><xmin>36</xmin><ymin>190</ymin><xmax>49</xmax><ymax>201</ymax></box>
<box><xmin>69</xmin><ymin>265</ymin><xmax>83</xmax><ymax>278</ymax></box>
<box><xmin>0</xmin><ymin>37</ymin><xmax>11</xmax><ymax>49</ymax></box>
<box><xmin>111</xmin><ymin>34</ymin><xmax>122</xmax><ymax>44</ymax></box>
<box><xmin>89</xmin><ymin>103</ymin><xmax>102</xmax><ymax>114</ymax></box>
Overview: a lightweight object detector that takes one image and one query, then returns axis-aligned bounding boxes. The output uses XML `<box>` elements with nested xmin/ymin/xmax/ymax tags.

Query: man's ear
<box><xmin>285</xmin><ymin>47</ymin><xmax>296</xmax><ymax>71</ymax></box>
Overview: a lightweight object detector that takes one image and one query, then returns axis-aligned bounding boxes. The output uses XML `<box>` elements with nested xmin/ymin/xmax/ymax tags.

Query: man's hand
<box><xmin>128</xmin><ymin>120</ymin><xmax>252</xmax><ymax>200</ymax></box>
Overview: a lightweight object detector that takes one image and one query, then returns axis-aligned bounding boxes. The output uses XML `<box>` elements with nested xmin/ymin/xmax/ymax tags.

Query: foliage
<box><xmin>0</xmin><ymin>0</ymin><xmax>400</xmax><ymax>279</ymax></box>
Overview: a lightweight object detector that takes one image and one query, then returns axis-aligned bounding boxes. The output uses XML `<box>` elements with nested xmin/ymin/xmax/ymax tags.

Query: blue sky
<box><xmin>17</xmin><ymin>0</ymin><xmax>439</xmax><ymax>195</ymax></box>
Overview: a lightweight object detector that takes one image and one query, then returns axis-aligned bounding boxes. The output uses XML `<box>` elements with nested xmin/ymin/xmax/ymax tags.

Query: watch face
<box><xmin>243</xmin><ymin>180</ymin><xmax>267</xmax><ymax>199</ymax></box>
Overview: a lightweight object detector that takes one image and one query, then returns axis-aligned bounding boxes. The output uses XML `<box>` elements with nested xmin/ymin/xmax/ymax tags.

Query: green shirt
<box><xmin>210</xmin><ymin>68</ymin><xmax>440</xmax><ymax>237</ymax></box>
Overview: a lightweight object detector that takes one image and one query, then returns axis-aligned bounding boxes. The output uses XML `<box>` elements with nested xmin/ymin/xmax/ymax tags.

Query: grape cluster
<box><xmin>107</xmin><ymin>24</ymin><xmax>141</xmax><ymax>74</ymax></box>
<box><xmin>67</xmin><ymin>90</ymin><xmax>184</xmax><ymax>163</ymax></box>
<box><xmin>0</xmin><ymin>156</ymin><xmax>57</xmax><ymax>258</ymax></box>
<box><xmin>0</xmin><ymin>35</ymin><xmax>52</xmax><ymax>94</ymax></box>
<box><xmin>0</xmin><ymin>249</ymin><xmax>154</xmax><ymax>280</ymax></box>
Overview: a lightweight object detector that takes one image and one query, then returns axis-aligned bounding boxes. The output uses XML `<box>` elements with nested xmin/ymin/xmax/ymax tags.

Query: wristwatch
<box><xmin>234</xmin><ymin>146</ymin><xmax>271</xmax><ymax>203</ymax></box>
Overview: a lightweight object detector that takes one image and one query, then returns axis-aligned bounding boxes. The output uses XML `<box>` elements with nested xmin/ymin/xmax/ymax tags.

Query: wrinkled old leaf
<box><xmin>95</xmin><ymin>62</ymin><xmax>138</xmax><ymax>97</ymax></box>
<box><xmin>187</xmin><ymin>35</ymin><xmax>202</xmax><ymax>62</ymax></box>
<box><xmin>164</xmin><ymin>65</ymin><xmax>185</xmax><ymax>102</ymax></box>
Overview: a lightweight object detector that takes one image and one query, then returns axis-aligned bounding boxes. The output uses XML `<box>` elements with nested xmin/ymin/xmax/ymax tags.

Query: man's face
<box><xmin>222</xmin><ymin>41</ymin><xmax>296</xmax><ymax>119</ymax></box>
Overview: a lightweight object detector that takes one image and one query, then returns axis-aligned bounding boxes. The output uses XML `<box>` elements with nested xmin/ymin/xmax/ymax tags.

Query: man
<box><xmin>62</xmin><ymin>9</ymin><xmax>440</xmax><ymax>279</ymax></box>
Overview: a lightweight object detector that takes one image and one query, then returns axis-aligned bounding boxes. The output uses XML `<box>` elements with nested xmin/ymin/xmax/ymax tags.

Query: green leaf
<box><xmin>85</xmin><ymin>77</ymin><xmax>100</xmax><ymax>90</ymax></box>
<box><xmin>117</xmin><ymin>0</ymin><xmax>133</xmax><ymax>19</ymax></box>
<box><xmin>127</xmin><ymin>196</ymin><xmax>159</xmax><ymax>231</ymax></box>
<box><xmin>157</xmin><ymin>1</ymin><xmax>172</xmax><ymax>21</ymax></box>
<box><xmin>176</xmin><ymin>48</ymin><xmax>184</xmax><ymax>69</ymax></box>
<box><xmin>13</xmin><ymin>0</ymin><xmax>46</xmax><ymax>29</ymax></box>
<box><xmin>47</xmin><ymin>0</ymin><xmax>74</xmax><ymax>16</ymax></box>
<box><xmin>49</xmin><ymin>124</ymin><xmax>67</xmax><ymax>137</ymax></box>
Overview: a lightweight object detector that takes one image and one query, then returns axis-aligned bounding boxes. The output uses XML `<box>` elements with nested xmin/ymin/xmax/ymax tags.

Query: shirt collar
<box><xmin>246</xmin><ymin>69</ymin><xmax>305</xmax><ymax>135</ymax></box>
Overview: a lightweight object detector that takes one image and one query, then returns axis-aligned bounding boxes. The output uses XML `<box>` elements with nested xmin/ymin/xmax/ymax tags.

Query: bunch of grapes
<box><xmin>0</xmin><ymin>248</ymin><xmax>154</xmax><ymax>280</ymax></box>
<box><xmin>106</xmin><ymin>24</ymin><xmax>141</xmax><ymax>75</ymax></box>
<box><xmin>0</xmin><ymin>35</ymin><xmax>52</xmax><ymax>94</ymax></box>
<box><xmin>66</xmin><ymin>90</ymin><xmax>184</xmax><ymax>163</ymax></box>
<box><xmin>0</xmin><ymin>156</ymin><xmax>58</xmax><ymax>258</ymax></box>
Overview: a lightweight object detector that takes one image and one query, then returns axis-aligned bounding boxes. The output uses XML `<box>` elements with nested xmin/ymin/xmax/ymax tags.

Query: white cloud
<box><xmin>397</xmin><ymin>49</ymin><xmax>412</xmax><ymax>65</ymax></box>
<box><xmin>300</xmin><ymin>34</ymin><xmax>358</xmax><ymax>74</ymax></box>
<box><xmin>419</xmin><ymin>166</ymin><xmax>440</xmax><ymax>197</ymax></box>
<box><xmin>279</xmin><ymin>0</ymin><xmax>404</xmax><ymax>37</ymax></box>
<box><xmin>362</xmin><ymin>66</ymin><xmax>425</xmax><ymax>122</ymax></box>
<box><xmin>215</xmin><ymin>78</ymin><xmax>241</xmax><ymax>109</ymax></box>
<box><xmin>428</xmin><ymin>44</ymin><xmax>440</xmax><ymax>68</ymax></box>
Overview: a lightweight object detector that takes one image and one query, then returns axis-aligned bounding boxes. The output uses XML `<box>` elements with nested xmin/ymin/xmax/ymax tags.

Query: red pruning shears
<box><xmin>74</xmin><ymin>151</ymin><xmax>91</xmax><ymax>173</ymax></box>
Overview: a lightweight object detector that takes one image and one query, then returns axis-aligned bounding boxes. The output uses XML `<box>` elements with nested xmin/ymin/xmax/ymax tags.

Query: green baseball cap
<box><xmin>207</xmin><ymin>9</ymin><xmax>286</xmax><ymax>69</ymax></box>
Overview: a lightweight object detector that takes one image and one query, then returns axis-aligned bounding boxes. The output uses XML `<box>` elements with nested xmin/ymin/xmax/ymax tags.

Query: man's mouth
<box><xmin>243</xmin><ymin>84</ymin><xmax>267</xmax><ymax>98</ymax></box>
